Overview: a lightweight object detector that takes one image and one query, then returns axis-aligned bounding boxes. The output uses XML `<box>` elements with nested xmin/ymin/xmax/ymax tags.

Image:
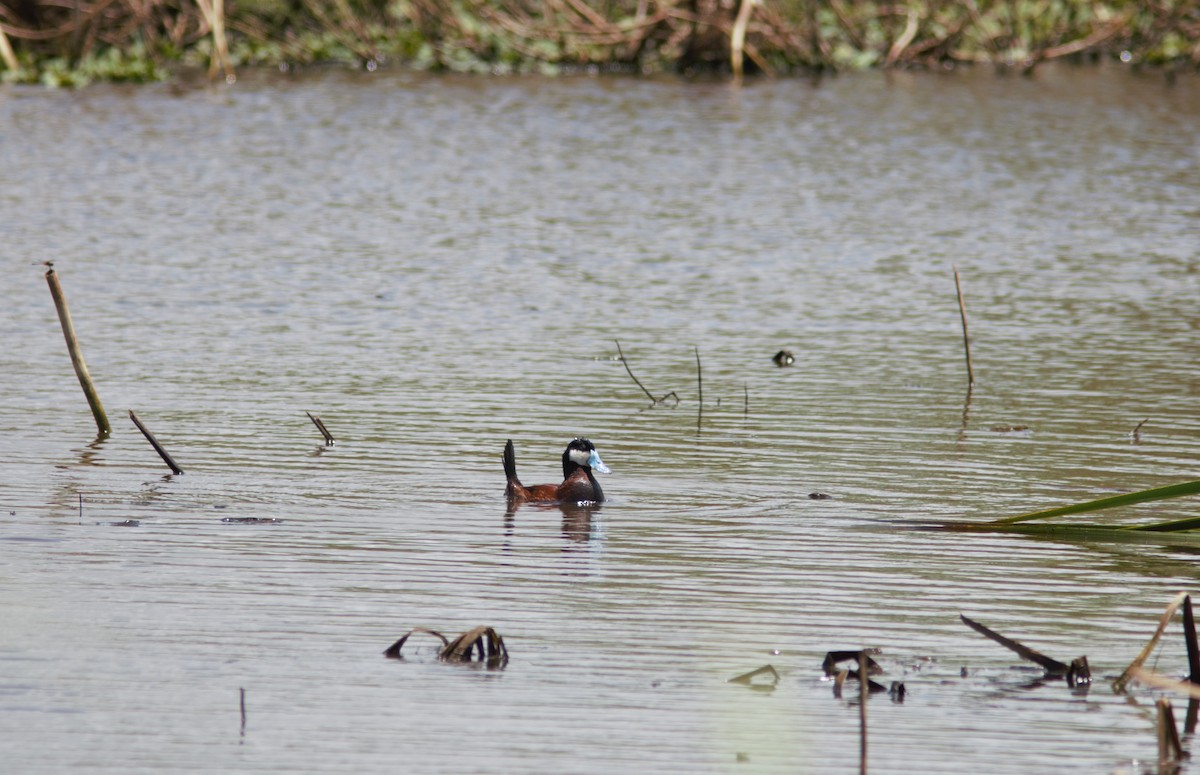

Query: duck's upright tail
<box><xmin>503</xmin><ymin>439</ymin><xmax>522</xmax><ymax>496</ymax></box>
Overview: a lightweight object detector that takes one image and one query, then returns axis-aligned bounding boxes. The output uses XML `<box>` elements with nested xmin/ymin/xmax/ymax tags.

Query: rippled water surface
<box><xmin>2</xmin><ymin>65</ymin><xmax>1200</xmax><ymax>773</ymax></box>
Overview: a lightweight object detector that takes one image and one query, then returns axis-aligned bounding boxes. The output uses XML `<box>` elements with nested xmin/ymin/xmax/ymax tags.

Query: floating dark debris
<box><xmin>808</xmin><ymin>492</ymin><xmax>832</xmax><ymax>500</ymax></box>
<box><xmin>772</xmin><ymin>350</ymin><xmax>795</xmax><ymax>367</ymax></box>
<box><xmin>989</xmin><ymin>424</ymin><xmax>1030</xmax><ymax>433</ymax></box>
<box><xmin>889</xmin><ymin>681</ymin><xmax>906</xmax><ymax>701</ymax></box>
<box><xmin>386</xmin><ymin>625</ymin><xmax>508</xmax><ymax>669</ymax></box>
<box><xmin>824</xmin><ymin>650</ymin><xmax>888</xmax><ymax>694</ymax></box>
<box><xmin>95</xmin><ymin>520</ymin><xmax>140</xmax><ymax>527</ymax></box>
<box><xmin>220</xmin><ymin>517</ymin><xmax>283</xmax><ymax>524</ymax></box>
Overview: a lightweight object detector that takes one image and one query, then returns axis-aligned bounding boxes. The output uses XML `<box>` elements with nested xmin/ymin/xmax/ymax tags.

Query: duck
<box><xmin>504</xmin><ymin>438</ymin><xmax>611</xmax><ymax>504</ymax></box>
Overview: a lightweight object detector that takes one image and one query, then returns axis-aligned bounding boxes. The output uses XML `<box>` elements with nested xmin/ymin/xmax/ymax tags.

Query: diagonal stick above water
<box><xmin>959</xmin><ymin>613</ymin><xmax>1069</xmax><ymax>674</ymax></box>
<box><xmin>128</xmin><ymin>409</ymin><xmax>184</xmax><ymax>475</ymax></box>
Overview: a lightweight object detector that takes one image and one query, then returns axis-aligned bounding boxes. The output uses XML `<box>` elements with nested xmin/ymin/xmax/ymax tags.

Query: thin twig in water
<box><xmin>1133</xmin><ymin>418</ymin><xmax>1149</xmax><ymax>442</ymax></box>
<box><xmin>614</xmin><ymin>339</ymin><xmax>657</xmax><ymax>404</ymax></box>
<box><xmin>239</xmin><ymin>688</ymin><xmax>246</xmax><ymax>736</ymax></box>
<box><xmin>694</xmin><ymin>346</ymin><xmax>703</xmax><ymax>407</ymax></box>
<box><xmin>953</xmin><ymin>266</ymin><xmax>975</xmax><ymax>387</ymax></box>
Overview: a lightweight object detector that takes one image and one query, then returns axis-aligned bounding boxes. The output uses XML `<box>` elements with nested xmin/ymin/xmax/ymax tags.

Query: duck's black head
<box><xmin>562</xmin><ymin>438</ymin><xmax>611</xmax><ymax>479</ymax></box>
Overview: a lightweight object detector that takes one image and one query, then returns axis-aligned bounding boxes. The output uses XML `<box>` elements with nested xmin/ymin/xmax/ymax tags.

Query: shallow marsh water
<box><xmin>1</xmin><ymin>64</ymin><xmax>1199</xmax><ymax>773</ymax></box>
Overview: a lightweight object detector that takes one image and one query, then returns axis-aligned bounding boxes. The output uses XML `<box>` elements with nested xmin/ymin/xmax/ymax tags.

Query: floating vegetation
<box><xmin>728</xmin><ymin>664</ymin><xmax>780</xmax><ymax>688</ymax></box>
<box><xmin>385</xmin><ymin>626</ymin><xmax>509</xmax><ymax>669</ymax></box>
<box><xmin>930</xmin><ymin>478</ymin><xmax>1200</xmax><ymax>544</ymax></box>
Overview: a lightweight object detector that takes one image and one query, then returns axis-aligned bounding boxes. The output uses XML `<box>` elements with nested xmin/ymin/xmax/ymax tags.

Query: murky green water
<box><xmin>2</xmin><ymin>64</ymin><xmax>1199</xmax><ymax>774</ymax></box>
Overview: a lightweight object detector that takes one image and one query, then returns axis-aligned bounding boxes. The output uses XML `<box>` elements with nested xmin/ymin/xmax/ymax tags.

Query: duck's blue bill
<box><xmin>588</xmin><ymin>450</ymin><xmax>611</xmax><ymax>474</ymax></box>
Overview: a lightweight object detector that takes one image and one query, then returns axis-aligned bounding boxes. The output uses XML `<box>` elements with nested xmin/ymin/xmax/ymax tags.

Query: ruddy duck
<box><xmin>503</xmin><ymin>438</ymin><xmax>611</xmax><ymax>504</ymax></box>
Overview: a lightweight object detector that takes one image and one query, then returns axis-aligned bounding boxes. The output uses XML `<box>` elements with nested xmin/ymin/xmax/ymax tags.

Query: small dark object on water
<box><xmin>961</xmin><ymin>666</ymin><xmax>969</xmax><ymax>678</ymax></box>
<box><xmin>96</xmin><ymin>520</ymin><xmax>140</xmax><ymax>527</ymax></box>
<box><xmin>889</xmin><ymin>681</ymin><xmax>906</xmax><ymax>701</ymax></box>
<box><xmin>386</xmin><ymin>625</ymin><xmax>508</xmax><ymax>669</ymax></box>
<box><xmin>220</xmin><ymin>517</ymin><xmax>283</xmax><ymax>524</ymax></box>
<box><xmin>773</xmin><ymin>350</ymin><xmax>795</xmax><ymax>367</ymax></box>
<box><xmin>809</xmin><ymin>492</ymin><xmax>832</xmax><ymax>500</ymax></box>
<box><xmin>824</xmin><ymin>650</ymin><xmax>883</xmax><ymax>677</ymax></box>
<box><xmin>990</xmin><ymin>424</ymin><xmax>1030</xmax><ymax>433</ymax></box>
<box><xmin>824</xmin><ymin>650</ymin><xmax>888</xmax><ymax>693</ymax></box>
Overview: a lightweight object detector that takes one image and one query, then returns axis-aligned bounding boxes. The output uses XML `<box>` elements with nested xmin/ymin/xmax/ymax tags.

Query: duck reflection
<box><xmin>503</xmin><ymin>499</ymin><xmax>603</xmax><ymax>543</ymax></box>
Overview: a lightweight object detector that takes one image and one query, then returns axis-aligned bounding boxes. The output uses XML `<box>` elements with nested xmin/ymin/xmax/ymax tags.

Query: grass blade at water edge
<box><xmin>989</xmin><ymin>479</ymin><xmax>1200</xmax><ymax>526</ymax></box>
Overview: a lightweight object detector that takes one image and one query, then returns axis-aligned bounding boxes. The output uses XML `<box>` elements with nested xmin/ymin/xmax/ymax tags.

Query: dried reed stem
<box><xmin>953</xmin><ymin>265</ymin><xmax>975</xmax><ymax>387</ymax></box>
<box><xmin>45</xmin><ymin>267</ymin><xmax>111</xmax><ymax>436</ymax></box>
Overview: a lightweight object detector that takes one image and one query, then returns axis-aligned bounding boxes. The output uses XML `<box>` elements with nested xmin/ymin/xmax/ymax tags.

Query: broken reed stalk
<box><xmin>239</xmin><ymin>687</ymin><xmax>246</xmax><ymax>736</ymax></box>
<box><xmin>694</xmin><ymin>346</ymin><xmax>703</xmax><ymax>407</ymax></box>
<box><xmin>614</xmin><ymin>339</ymin><xmax>657</xmax><ymax>404</ymax></box>
<box><xmin>859</xmin><ymin>650</ymin><xmax>869</xmax><ymax>775</ymax></box>
<box><xmin>953</xmin><ymin>266</ymin><xmax>975</xmax><ymax>387</ymax></box>
<box><xmin>306</xmin><ymin>411</ymin><xmax>335</xmax><ymax>445</ymax></box>
<box><xmin>45</xmin><ymin>267</ymin><xmax>111</xmax><ymax>436</ymax></box>
<box><xmin>128</xmin><ymin>410</ymin><xmax>184</xmax><ymax>474</ymax></box>
<box><xmin>1115</xmin><ymin>591</ymin><xmax>1189</xmax><ymax>693</ymax></box>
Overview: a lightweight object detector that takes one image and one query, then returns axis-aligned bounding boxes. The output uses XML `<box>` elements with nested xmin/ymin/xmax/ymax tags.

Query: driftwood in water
<box><xmin>959</xmin><ymin>614</ymin><xmax>1090</xmax><ymax>686</ymax></box>
<box><xmin>45</xmin><ymin>266</ymin><xmax>111</xmax><ymax>436</ymax></box>
<box><xmin>128</xmin><ymin>409</ymin><xmax>184</xmax><ymax>474</ymax></box>
<box><xmin>306</xmin><ymin>411</ymin><xmax>335</xmax><ymax>445</ymax></box>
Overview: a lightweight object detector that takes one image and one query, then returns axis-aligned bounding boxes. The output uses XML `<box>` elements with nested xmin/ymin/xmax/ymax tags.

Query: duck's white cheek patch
<box><xmin>569</xmin><ymin>449</ymin><xmax>591</xmax><ymax>466</ymax></box>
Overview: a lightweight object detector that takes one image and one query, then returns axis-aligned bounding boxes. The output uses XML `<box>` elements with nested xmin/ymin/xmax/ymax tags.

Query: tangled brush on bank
<box><xmin>1</xmin><ymin>0</ymin><xmax>1198</xmax><ymax>83</ymax></box>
